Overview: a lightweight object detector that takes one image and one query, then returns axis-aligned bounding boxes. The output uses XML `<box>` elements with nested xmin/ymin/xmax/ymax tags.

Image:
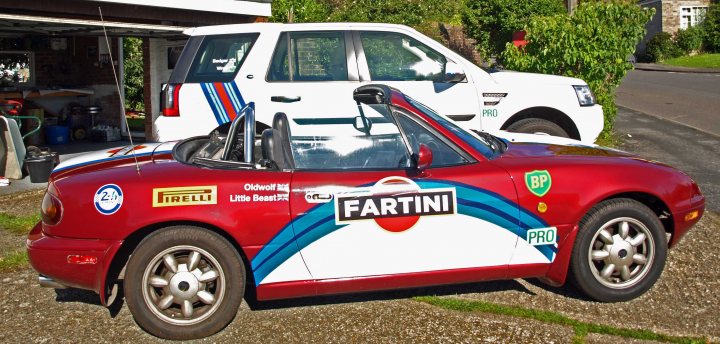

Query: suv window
<box><xmin>186</xmin><ymin>33</ymin><xmax>259</xmax><ymax>83</ymax></box>
<box><xmin>288</xmin><ymin>104</ymin><xmax>410</xmax><ymax>170</ymax></box>
<box><xmin>360</xmin><ymin>31</ymin><xmax>446</xmax><ymax>82</ymax></box>
<box><xmin>268</xmin><ymin>31</ymin><xmax>348</xmax><ymax>82</ymax></box>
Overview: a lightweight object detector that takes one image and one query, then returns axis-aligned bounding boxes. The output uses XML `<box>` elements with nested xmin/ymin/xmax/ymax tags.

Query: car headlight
<box><xmin>573</xmin><ymin>85</ymin><xmax>595</xmax><ymax>107</ymax></box>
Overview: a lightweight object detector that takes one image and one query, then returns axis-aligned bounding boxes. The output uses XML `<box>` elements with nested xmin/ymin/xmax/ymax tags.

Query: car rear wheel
<box><xmin>506</xmin><ymin>118</ymin><xmax>569</xmax><ymax>138</ymax></box>
<box><xmin>569</xmin><ymin>198</ymin><xmax>667</xmax><ymax>302</ymax></box>
<box><xmin>124</xmin><ymin>226</ymin><xmax>245</xmax><ymax>339</ymax></box>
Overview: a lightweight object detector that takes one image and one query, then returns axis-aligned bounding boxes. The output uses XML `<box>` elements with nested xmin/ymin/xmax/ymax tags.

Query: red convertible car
<box><xmin>28</xmin><ymin>85</ymin><xmax>704</xmax><ymax>339</ymax></box>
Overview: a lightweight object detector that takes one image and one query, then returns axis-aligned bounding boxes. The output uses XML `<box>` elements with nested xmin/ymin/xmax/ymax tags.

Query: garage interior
<box><xmin>0</xmin><ymin>0</ymin><xmax>269</xmax><ymax>150</ymax></box>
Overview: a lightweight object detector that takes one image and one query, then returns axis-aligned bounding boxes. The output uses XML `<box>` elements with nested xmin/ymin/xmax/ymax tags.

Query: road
<box><xmin>615</xmin><ymin>107</ymin><xmax>720</xmax><ymax>212</ymax></box>
<box><xmin>616</xmin><ymin>70</ymin><xmax>720</xmax><ymax>136</ymax></box>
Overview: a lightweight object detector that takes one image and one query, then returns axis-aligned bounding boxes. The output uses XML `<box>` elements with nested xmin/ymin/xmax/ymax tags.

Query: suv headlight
<box><xmin>573</xmin><ymin>85</ymin><xmax>595</xmax><ymax>106</ymax></box>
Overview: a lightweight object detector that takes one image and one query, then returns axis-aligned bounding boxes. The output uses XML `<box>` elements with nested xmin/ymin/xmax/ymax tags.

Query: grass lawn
<box><xmin>662</xmin><ymin>53</ymin><xmax>720</xmax><ymax>69</ymax></box>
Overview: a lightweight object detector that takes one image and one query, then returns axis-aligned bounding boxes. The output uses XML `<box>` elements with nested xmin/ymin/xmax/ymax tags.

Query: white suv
<box><xmin>155</xmin><ymin>23</ymin><xmax>603</xmax><ymax>144</ymax></box>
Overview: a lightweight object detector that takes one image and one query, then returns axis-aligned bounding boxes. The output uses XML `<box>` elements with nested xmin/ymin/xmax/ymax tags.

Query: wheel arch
<box><xmin>101</xmin><ymin>221</ymin><xmax>255</xmax><ymax>306</ymax></box>
<box><xmin>501</xmin><ymin>107</ymin><xmax>581</xmax><ymax>140</ymax></box>
<box><xmin>596</xmin><ymin>192</ymin><xmax>674</xmax><ymax>238</ymax></box>
<box><xmin>544</xmin><ymin>190</ymin><xmax>673</xmax><ymax>287</ymax></box>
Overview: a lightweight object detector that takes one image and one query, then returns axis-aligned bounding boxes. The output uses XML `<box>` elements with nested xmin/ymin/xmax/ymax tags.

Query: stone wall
<box><xmin>637</xmin><ymin>0</ymin><xmax>710</xmax><ymax>54</ymax></box>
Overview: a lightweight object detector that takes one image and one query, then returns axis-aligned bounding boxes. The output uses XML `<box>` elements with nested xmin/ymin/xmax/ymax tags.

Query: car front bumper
<box><xmin>576</xmin><ymin>104</ymin><xmax>604</xmax><ymax>144</ymax></box>
<box><xmin>26</xmin><ymin>222</ymin><xmax>122</xmax><ymax>293</ymax></box>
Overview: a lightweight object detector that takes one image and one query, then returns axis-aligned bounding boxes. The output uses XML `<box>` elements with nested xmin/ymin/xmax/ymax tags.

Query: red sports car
<box><xmin>28</xmin><ymin>85</ymin><xmax>704</xmax><ymax>339</ymax></box>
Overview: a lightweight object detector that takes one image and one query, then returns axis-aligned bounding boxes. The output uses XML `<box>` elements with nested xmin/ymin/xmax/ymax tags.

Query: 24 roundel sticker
<box><xmin>94</xmin><ymin>184</ymin><xmax>123</xmax><ymax>215</ymax></box>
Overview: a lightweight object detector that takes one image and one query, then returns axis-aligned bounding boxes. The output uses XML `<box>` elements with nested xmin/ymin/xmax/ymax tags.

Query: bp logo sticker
<box><xmin>94</xmin><ymin>184</ymin><xmax>123</xmax><ymax>215</ymax></box>
<box><xmin>525</xmin><ymin>170</ymin><xmax>552</xmax><ymax>197</ymax></box>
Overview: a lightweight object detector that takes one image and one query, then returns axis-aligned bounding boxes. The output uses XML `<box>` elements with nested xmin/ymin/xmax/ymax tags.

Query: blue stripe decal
<box><xmin>250</xmin><ymin>179</ymin><xmax>556</xmax><ymax>285</ymax></box>
<box><xmin>201</xmin><ymin>84</ymin><xmax>225</xmax><ymax>125</ymax></box>
<box><xmin>223</xmin><ymin>82</ymin><xmax>244</xmax><ymax>114</ymax></box>
<box><xmin>207</xmin><ymin>84</ymin><xmax>230</xmax><ymax>123</ymax></box>
<box><xmin>228</xmin><ymin>81</ymin><xmax>247</xmax><ymax>108</ymax></box>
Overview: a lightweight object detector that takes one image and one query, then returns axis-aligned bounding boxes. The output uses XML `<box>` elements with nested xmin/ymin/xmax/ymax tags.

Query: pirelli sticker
<box><xmin>153</xmin><ymin>186</ymin><xmax>217</xmax><ymax>208</ymax></box>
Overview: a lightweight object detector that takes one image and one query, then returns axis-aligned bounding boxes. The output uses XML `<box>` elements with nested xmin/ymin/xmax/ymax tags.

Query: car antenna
<box><xmin>98</xmin><ymin>6</ymin><xmax>141</xmax><ymax>175</ymax></box>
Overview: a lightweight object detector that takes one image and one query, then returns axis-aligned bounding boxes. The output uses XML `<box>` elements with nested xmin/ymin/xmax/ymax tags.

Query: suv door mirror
<box><xmin>443</xmin><ymin>61</ymin><xmax>466</xmax><ymax>83</ymax></box>
<box><xmin>416</xmin><ymin>144</ymin><xmax>433</xmax><ymax>171</ymax></box>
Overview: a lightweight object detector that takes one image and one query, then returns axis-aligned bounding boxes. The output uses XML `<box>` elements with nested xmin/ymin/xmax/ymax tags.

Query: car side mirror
<box><xmin>416</xmin><ymin>144</ymin><xmax>433</xmax><ymax>171</ymax></box>
<box><xmin>444</xmin><ymin>61</ymin><xmax>466</xmax><ymax>83</ymax></box>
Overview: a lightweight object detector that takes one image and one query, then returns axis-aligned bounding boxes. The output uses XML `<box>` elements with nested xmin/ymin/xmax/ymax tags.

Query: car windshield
<box><xmin>403</xmin><ymin>95</ymin><xmax>497</xmax><ymax>158</ymax></box>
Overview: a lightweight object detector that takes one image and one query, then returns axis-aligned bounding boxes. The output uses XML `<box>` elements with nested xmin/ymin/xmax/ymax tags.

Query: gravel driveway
<box><xmin>0</xmin><ymin>109</ymin><xmax>717</xmax><ymax>343</ymax></box>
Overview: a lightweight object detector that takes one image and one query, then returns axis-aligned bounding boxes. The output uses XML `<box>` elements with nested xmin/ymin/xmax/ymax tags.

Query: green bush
<box><xmin>502</xmin><ymin>1</ymin><xmax>653</xmax><ymax>140</ymax></box>
<box><xmin>269</xmin><ymin>0</ymin><xmax>330</xmax><ymax>23</ymax></box>
<box><xmin>645</xmin><ymin>32</ymin><xmax>683</xmax><ymax>62</ymax></box>
<box><xmin>675</xmin><ymin>27</ymin><xmax>703</xmax><ymax>53</ymax></box>
<box><xmin>462</xmin><ymin>0</ymin><xmax>566</xmax><ymax>60</ymax></box>
<box><xmin>702</xmin><ymin>4</ymin><xmax>720</xmax><ymax>52</ymax></box>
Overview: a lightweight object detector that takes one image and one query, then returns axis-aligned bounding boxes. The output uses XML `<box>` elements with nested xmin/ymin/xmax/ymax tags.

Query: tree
<box><xmin>123</xmin><ymin>37</ymin><xmax>144</xmax><ymax>111</ymax></box>
<box><xmin>462</xmin><ymin>0</ymin><xmax>566</xmax><ymax>60</ymax></box>
<box><xmin>502</xmin><ymin>1</ymin><xmax>653</xmax><ymax>140</ymax></box>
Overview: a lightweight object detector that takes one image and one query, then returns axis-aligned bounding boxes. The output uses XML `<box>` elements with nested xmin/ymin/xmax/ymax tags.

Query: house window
<box><xmin>0</xmin><ymin>51</ymin><xmax>32</xmax><ymax>86</ymax></box>
<box><xmin>680</xmin><ymin>6</ymin><xmax>707</xmax><ymax>29</ymax></box>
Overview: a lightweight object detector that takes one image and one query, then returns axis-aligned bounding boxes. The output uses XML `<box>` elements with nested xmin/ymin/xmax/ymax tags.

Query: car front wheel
<box><xmin>124</xmin><ymin>226</ymin><xmax>245</xmax><ymax>339</ymax></box>
<box><xmin>569</xmin><ymin>199</ymin><xmax>667</xmax><ymax>302</ymax></box>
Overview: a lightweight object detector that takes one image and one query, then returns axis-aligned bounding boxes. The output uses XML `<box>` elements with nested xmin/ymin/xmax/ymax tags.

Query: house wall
<box><xmin>637</xmin><ymin>0</ymin><xmax>710</xmax><ymax>55</ymax></box>
<box><xmin>662</xmin><ymin>0</ymin><xmax>711</xmax><ymax>34</ymax></box>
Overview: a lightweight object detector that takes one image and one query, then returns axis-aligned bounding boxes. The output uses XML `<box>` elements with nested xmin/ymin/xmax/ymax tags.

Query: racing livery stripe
<box><xmin>224</xmin><ymin>81</ymin><xmax>246</xmax><ymax>114</ymax></box>
<box><xmin>213</xmin><ymin>82</ymin><xmax>239</xmax><ymax>122</ymax></box>
<box><xmin>200</xmin><ymin>83</ymin><xmax>226</xmax><ymax>125</ymax></box>
<box><xmin>52</xmin><ymin>150</ymin><xmax>173</xmax><ymax>173</ymax></box>
<box><xmin>201</xmin><ymin>82</ymin><xmax>247</xmax><ymax>125</ymax></box>
<box><xmin>208</xmin><ymin>84</ymin><xmax>230</xmax><ymax>123</ymax></box>
<box><xmin>251</xmin><ymin>180</ymin><xmax>556</xmax><ymax>285</ymax></box>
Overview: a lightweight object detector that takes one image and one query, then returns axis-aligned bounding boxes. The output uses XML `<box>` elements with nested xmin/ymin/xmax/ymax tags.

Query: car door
<box><xmin>261</xmin><ymin>30</ymin><xmax>363</xmax><ymax>128</ymax></box>
<box><xmin>354</xmin><ymin>30</ymin><xmax>482</xmax><ymax>126</ymax></box>
<box><xmin>281</xmin><ymin>103</ymin><xmax>520</xmax><ymax>284</ymax></box>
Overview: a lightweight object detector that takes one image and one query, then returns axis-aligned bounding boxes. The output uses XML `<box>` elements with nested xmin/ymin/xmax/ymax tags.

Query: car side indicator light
<box><xmin>537</xmin><ymin>202</ymin><xmax>548</xmax><ymax>213</ymax></box>
<box><xmin>684</xmin><ymin>210</ymin><xmax>699</xmax><ymax>222</ymax></box>
<box><xmin>67</xmin><ymin>255</ymin><xmax>98</xmax><ymax>265</ymax></box>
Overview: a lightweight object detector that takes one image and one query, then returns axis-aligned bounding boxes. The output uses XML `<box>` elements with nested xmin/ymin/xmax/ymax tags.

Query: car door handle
<box><xmin>271</xmin><ymin>96</ymin><xmax>301</xmax><ymax>103</ymax></box>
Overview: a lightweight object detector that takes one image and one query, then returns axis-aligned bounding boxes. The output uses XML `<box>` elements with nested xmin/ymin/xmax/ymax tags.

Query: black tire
<box><xmin>569</xmin><ymin>199</ymin><xmax>667</xmax><ymax>302</ymax></box>
<box><xmin>506</xmin><ymin>118</ymin><xmax>569</xmax><ymax>138</ymax></box>
<box><xmin>124</xmin><ymin>226</ymin><xmax>245</xmax><ymax>340</ymax></box>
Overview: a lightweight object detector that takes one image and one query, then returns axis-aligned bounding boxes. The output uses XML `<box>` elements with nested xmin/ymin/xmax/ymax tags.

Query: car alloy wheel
<box><xmin>142</xmin><ymin>245</ymin><xmax>226</xmax><ymax>326</ymax></box>
<box><xmin>587</xmin><ymin>217</ymin><xmax>655</xmax><ymax>289</ymax></box>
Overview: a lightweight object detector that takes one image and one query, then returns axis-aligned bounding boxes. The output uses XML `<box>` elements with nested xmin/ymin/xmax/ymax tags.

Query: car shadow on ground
<box><xmin>54</xmin><ymin>287</ymin><xmax>125</xmax><ymax>318</ymax></box>
<box><xmin>524</xmin><ymin>278</ymin><xmax>592</xmax><ymax>301</ymax></box>
<box><xmin>49</xmin><ymin>277</ymin><xmax>591</xmax><ymax>316</ymax></box>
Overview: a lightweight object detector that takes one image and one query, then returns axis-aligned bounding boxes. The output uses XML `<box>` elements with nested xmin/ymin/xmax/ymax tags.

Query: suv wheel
<box><xmin>506</xmin><ymin>118</ymin><xmax>569</xmax><ymax>138</ymax></box>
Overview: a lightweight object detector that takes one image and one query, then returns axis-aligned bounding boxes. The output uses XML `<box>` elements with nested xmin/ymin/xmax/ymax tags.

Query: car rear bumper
<box><xmin>26</xmin><ymin>222</ymin><xmax>122</xmax><ymax>293</ymax></box>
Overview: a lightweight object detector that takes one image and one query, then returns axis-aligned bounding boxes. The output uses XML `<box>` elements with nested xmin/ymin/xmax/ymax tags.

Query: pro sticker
<box><xmin>94</xmin><ymin>184</ymin><xmax>123</xmax><ymax>215</ymax></box>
